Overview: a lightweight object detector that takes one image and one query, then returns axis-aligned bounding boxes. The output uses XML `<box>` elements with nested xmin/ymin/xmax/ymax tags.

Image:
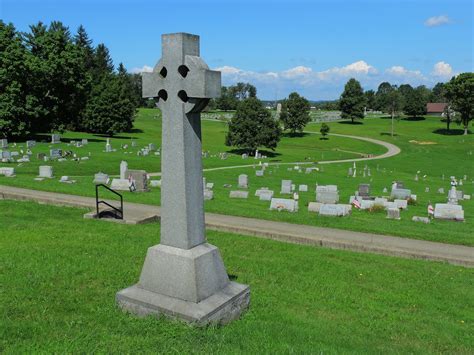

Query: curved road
<box><xmin>149</xmin><ymin>133</ymin><xmax>401</xmax><ymax>176</ymax></box>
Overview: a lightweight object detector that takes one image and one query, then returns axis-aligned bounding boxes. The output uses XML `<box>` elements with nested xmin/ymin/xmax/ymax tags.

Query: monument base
<box><xmin>116</xmin><ymin>281</ymin><xmax>250</xmax><ymax>326</ymax></box>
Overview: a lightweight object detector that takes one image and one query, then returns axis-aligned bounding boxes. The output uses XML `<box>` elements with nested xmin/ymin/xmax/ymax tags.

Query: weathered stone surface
<box><xmin>203</xmin><ymin>189</ymin><xmax>213</xmax><ymax>200</ymax></box>
<box><xmin>298</xmin><ymin>184</ymin><xmax>308</xmax><ymax>192</ymax></box>
<box><xmin>360</xmin><ymin>200</ymin><xmax>375</xmax><ymax>210</ymax></box>
<box><xmin>255</xmin><ymin>170</ymin><xmax>264</xmax><ymax>177</ymax></box>
<box><xmin>280</xmin><ymin>180</ymin><xmax>292</xmax><ymax>194</ymax></box>
<box><xmin>412</xmin><ymin>216</ymin><xmax>430</xmax><ymax>224</ymax></box>
<box><xmin>386</xmin><ymin>207</ymin><xmax>400</xmax><ymax>220</ymax></box>
<box><xmin>319</xmin><ymin>204</ymin><xmax>351</xmax><ymax>217</ymax></box>
<box><xmin>394</xmin><ymin>199</ymin><xmax>408</xmax><ymax>209</ymax></box>
<box><xmin>270</xmin><ymin>198</ymin><xmax>298</xmax><ymax>212</ymax></box>
<box><xmin>434</xmin><ymin>203</ymin><xmax>464</xmax><ymax>221</ymax></box>
<box><xmin>316</xmin><ymin>190</ymin><xmax>339</xmax><ymax>204</ymax></box>
<box><xmin>391</xmin><ymin>188</ymin><xmax>411</xmax><ymax>199</ymax></box>
<box><xmin>120</xmin><ymin>161</ymin><xmax>128</xmax><ymax>180</ymax></box>
<box><xmin>358</xmin><ymin>184</ymin><xmax>370</xmax><ymax>197</ymax></box>
<box><xmin>110</xmin><ymin>178</ymin><xmax>131</xmax><ymax>191</ymax></box>
<box><xmin>38</xmin><ymin>165</ymin><xmax>53</xmax><ymax>178</ymax></box>
<box><xmin>93</xmin><ymin>172</ymin><xmax>109</xmax><ymax>185</ymax></box>
<box><xmin>128</xmin><ymin>169</ymin><xmax>149</xmax><ymax>192</ymax></box>
<box><xmin>0</xmin><ymin>167</ymin><xmax>15</xmax><ymax>176</ymax></box>
<box><xmin>51</xmin><ymin>134</ymin><xmax>61</xmax><ymax>144</ymax></box>
<box><xmin>117</xmin><ymin>33</ymin><xmax>249</xmax><ymax>325</ymax></box>
<box><xmin>258</xmin><ymin>190</ymin><xmax>273</xmax><ymax>201</ymax></box>
<box><xmin>308</xmin><ymin>202</ymin><xmax>322</xmax><ymax>213</ymax></box>
<box><xmin>238</xmin><ymin>174</ymin><xmax>248</xmax><ymax>188</ymax></box>
<box><xmin>229</xmin><ymin>190</ymin><xmax>248</xmax><ymax>199</ymax></box>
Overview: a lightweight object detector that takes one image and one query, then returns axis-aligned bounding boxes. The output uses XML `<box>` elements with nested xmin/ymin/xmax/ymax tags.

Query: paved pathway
<box><xmin>1</xmin><ymin>185</ymin><xmax>472</xmax><ymax>268</ymax></box>
<box><xmin>149</xmin><ymin>133</ymin><xmax>401</xmax><ymax>177</ymax></box>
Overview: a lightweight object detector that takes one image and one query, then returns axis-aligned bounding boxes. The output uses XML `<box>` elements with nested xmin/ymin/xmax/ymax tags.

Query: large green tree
<box><xmin>339</xmin><ymin>78</ymin><xmax>366</xmax><ymax>123</ymax></box>
<box><xmin>445</xmin><ymin>73</ymin><xmax>474</xmax><ymax>135</ymax></box>
<box><xmin>404</xmin><ymin>86</ymin><xmax>427</xmax><ymax>117</ymax></box>
<box><xmin>430</xmin><ymin>82</ymin><xmax>447</xmax><ymax>103</ymax></box>
<box><xmin>375</xmin><ymin>82</ymin><xmax>402</xmax><ymax>136</ymax></box>
<box><xmin>0</xmin><ymin>21</ymin><xmax>29</xmax><ymax>137</ymax></box>
<box><xmin>280</xmin><ymin>92</ymin><xmax>311</xmax><ymax>133</ymax></box>
<box><xmin>225</xmin><ymin>97</ymin><xmax>281</xmax><ymax>154</ymax></box>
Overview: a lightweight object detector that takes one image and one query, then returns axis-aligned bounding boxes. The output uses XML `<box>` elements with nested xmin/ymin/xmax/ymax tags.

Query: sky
<box><xmin>1</xmin><ymin>0</ymin><xmax>473</xmax><ymax>100</ymax></box>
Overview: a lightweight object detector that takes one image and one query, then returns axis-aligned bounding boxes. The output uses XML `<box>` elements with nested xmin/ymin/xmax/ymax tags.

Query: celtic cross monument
<box><xmin>116</xmin><ymin>33</ymin><xmax>250</xmax><ymax>325</ymax></box>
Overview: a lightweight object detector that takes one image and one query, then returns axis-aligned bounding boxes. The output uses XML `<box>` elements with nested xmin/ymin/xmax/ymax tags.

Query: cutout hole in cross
<box><xmin>178</xmin><ymin>65</ymin><xmax>189</xmax><ymax>78</ymax></box>
<box><xmin>178</xmin><ymin>90</ymin><xmax>189</xmax><ymax>103</ymax></box>
<box><xmin>159</xmin><ymin>67</ymin><xmax>167</xmax><ymax>78</ymax></box>
<box><xmin>158</xmin><ymin>89</ymin><xmax>168</xmax><ymax>101</ymax></box>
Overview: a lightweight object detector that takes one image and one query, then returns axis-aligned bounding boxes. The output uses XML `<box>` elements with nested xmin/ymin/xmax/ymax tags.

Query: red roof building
<box><xmin>426</xmin><ymin>103</ymin><xmax>448</xmax><ymax>115</ymax></box>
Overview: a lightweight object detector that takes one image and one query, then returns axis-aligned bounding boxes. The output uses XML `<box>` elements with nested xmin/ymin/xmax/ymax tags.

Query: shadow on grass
<box><xmin>380</xmin><ymin>132</ymin><xmax>399</xmax><ymax>136</ymax></box>
<box><xmin>226</xmin><ymin>148</ymin><xmax>281</xmax><ymax>158</ymax></box>
<box><xmin>402</xmin><ymin>116</ymin><xmax>426</xmax><ymax>121</ymax></box>
<box><xmin>282</xmin><ymin>132</ymin><xmax>310</xmax><ymax>138</ymax></box>
<box><xmin>433</xmin><ymin>128</ymin><xmax>470</xmax><ymax>136</ymax></box>
<box><xmin>319</xmin><ymin>137</ymin><xmax>330</xmax><ymax>140</ymax></box>
<box><xmin>33</xmin><ymin>134</ymin><xmax>106</xmax><ymax>143</ymax></box>
<box><xmin>338</xmin><ymin>120</ymin><xmax>363</xmax><ymax>125</ymax></box>
<box><xmin>228</xmin><ymin>274</ymin><xmax>238</xmax><ymax>281</ymax></box>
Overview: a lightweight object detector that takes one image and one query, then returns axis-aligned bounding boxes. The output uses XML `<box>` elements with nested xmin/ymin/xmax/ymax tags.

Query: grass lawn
<box><xmin>1</xmin><ymin>200</ymin><xmax>473</xmax><ymax>353</ymax></box>
<box><xmin>0</xmin><ymin>109</ymin><xmax>473</xmax><ymax>246</ymax></box>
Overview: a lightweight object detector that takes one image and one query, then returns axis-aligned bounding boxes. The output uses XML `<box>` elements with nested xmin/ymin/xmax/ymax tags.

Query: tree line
<box><xmin>0</xmin><ymin>21</ymin><xmax>142</xmax><ymax>138</ymax></box>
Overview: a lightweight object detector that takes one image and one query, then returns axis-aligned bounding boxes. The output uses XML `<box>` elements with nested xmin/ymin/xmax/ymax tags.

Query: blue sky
<box><xmin>1</xmin><ymin>0</ymin><xmax>472</xmax><ymax>100</ymax></box>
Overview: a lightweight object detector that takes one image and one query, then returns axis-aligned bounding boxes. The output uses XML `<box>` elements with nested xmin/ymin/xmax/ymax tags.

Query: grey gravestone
<box><xmin>0</xmin><ymin>139</ymin><xmax>8</xmax><ymax>148</ymax></box>
<box><xmin>386</xmin><ymin>207</ymin><xmax>400</xmax><ymax>220</ymax></box>
<box><xmin>128</xmin><ymin>169</ymin><xmax>149</xmax><ymax>192</ymax></box>
<box><xmin>298</xmin><ymin>184</ymin><xmax>308</xmax><ymax>192</ymax></box>
<box><xmin>360</xmin><ymin>200</ymin><xmax>375</xmax><ymax>210</ymax></box>
<box><xmin>203</xmin><ymin>189</ymin><xmax>214</xmax><ymax>200</ymax></box>
<box><xmin>412</xmin><ymin>216</ymin><xmax>430</xmax><ymax>224</ymax></box>
<box><xmin>39</xmin><ymin>165</ymin><xmax>53</xmax><ymax>178</ymax></box>
<box><xmin>270</xmin><ymin>198</ymin><xmax>298</xmax><ymax>212</ymax></box>
<box><xmin>1</xmin><ymin>150</ymin><xmax>11</xmax><ymax>160</ymax></box>
<box><xmin>81</xmin><ymin>138</ymin><xmax>88</xmax><ymax>145</ymax></box>
<box><xmin>120</xmin><ymin>161</ymin><xmax>128</xmax><ymax>180</ymax></box>
<box><xmin>238</xmin><ymin>174</ymin><xmax>248</xmax><ymax>188</ymax></box>
<box><xmin>358</xmin><ymin>184</ymin><xmax>370</xmax><ymax>197</ymax></box>
<box><xmin>50</xmin><ymin>149</ymin><xmax>62</xmax><ymax>158</ymax></box>
<box><xmin>116</xmin><ymin>33</ymin><xmax>249</xmax><ymax>325</ymax></box>
<box><xmin>105</xmin><ymin>138</ymin><xmax>112</xmax><ymax>152</ymax></box>
<box><xmin>434</xmin><ymin>203</ymin><xmax>464</xmax><ymax>221</ymax></box>
<box><xmin>93</xmin><ymin>172</ymin><xmax>109</xmax><ymax>185</ymax></box>
<box><xmin>0</xmin><ymin>167</ymin><xmax>15</xmax><ymax>176</ymax></box>
<box><xmin>316</xmin><ymin>185</ymin><xmax>339</xmax><ymax>204</ymax></box>
<box><xmin>280</xmin><ymin>180</ymin><xmax>292</xmax><ymax>194</ymax></box>
<box><xmin>255</xmin><ymin>170</ymin><xmax>264</xmax><ymax>177</ymax></box>
<box><xmin>438</xmin><ymin>188</ymin><xmax>445</xmax><ymax>194</ymax></box>
<box><xmin>229</xmin><ymin>190</ymin><xmax>249</xmax><ymax>199</ymax></box>
<box><xmin>391</xmin><ymin>188</ymin><xmax>411</xmax><ymax>200</ymax></box>
<box><xmin>26</xmin><ymin>140</ymin><xmax>36</xmax><ymax>148</ymax></box>
<box><xmin>51</xmin><ymin>134</ymin><xmax>61</xmax><ymax>144</ymax></box>
<box><xmin>259</xmin><ymin>190</ymin><xmax>274</xmax><ymax>201</ymax></box>
<box><xmin>150</xmin><ymin>179</ymin><xmax>161</xmax><ymax>187</ymax></box>
<box><xmin>308</xmin><ymin>202</ymin><xmax>323</xmax><ymax>213</ymax></box>
<box><xmin>110</xmin><ymin>178</ymin><xmax>131</xmax><ymax>191</ymax></box>
<box><xmin>319</xmin><ymin>204</ymin><xmax>351</xmax><ymax>217</ymax></box>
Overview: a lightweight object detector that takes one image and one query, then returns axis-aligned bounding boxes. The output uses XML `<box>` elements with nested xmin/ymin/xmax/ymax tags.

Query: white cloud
<box><xmin>386</xmin><ymin>66</ymin><xmax>424</xmax><ymax>78</ymax></box>
<box><xmin>432</xmin><ymin>61</ymin><xmax>453</xmax><ymax>77</ymax></box>
<box><xmin>318</xmin><ymin>60</ymin><xmax>378</xmax><ymax>79</ymax></box>
<box><xmin>281</xmin><ymin>66</ymin><xmax>312</xmax><ymax>78</ymax></box>
<box><xmin>214</xmin><ymin>65</ymin><xmax>242</xmax><ymax>75</ymax></box>
<box><xmin>130</xmin><ymin>65</ymin><xmax>153</xmax><ymax>74</ymax></box>
<box><xmin>424</xmin><ymin>15</ymin><xmax>451</xmax><ymax>27</ymax></box>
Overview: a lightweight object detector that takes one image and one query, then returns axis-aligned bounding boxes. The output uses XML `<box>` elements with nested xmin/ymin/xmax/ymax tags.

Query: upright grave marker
<box><xmin>116</xmin><ymin>33</ymin><xmax>249</xmax><ymax>325</ymax></box>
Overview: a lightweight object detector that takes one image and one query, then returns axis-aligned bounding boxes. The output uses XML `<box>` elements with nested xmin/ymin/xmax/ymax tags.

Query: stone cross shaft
<box><xmin>142</xmin><ymin>33</ymin><xmax>220</xmax><ymax>249</ymax></box>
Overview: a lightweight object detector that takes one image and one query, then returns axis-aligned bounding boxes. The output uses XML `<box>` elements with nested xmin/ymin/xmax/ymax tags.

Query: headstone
<box><xmin>120</xmin><ymin>161</ymin><xmax>128</xmax><ymax>180</ymax></box>
<box><xmin>93</xmin><ymin>172</ymin><xmax>109</xmax><ymax>185</ymax></box>
<box><xmin>105</xmin><ymin>138</ymin><xmax>112</xmax><ymax>152</ymax></box>
<box><xmin>117</xmin><ymin>33</ymin><xmax>249</xmax><ymax>325</ymax></box>
<box><xmin>386</xmin><ymin>207</ymin><xmax>400</xmax><ymax>220</ymax></box>
<box><xmin>438</xmin><ymin>188</ymin><xmax>445</xmax><ymax>194</ymax></box>
<box><xmin>319</xmin><ymin>204</ymin><xmax>351</xmax><ymax>217</ymax></box>
<box><xmin>150</xmin><ymin>179</ymin><xmax>161</xmax><ymax>188</ymax></box>
<box><xmin>238</xmin><ymin>174</ymin><xmax>248</xmax><ymax>189</ymax></box>
<box><xmin>280</xmin><ymin>180</ymin><xmax>292</xmax><ymax>194</ymax></box>
<box><xmin>1</xmin><ymin>150</ymin><xmax>11</xmax><ymax>160</ymax></box>
<box><xmin>127</xmin><ymin>169</ymin><xmax>149</xmax><ymax>192</ymax></box>
<box><xmin>316</xmin><ymin>185</ymin><xmax>339</xmax><ymax>204</ymax></box>
<box><xmin>38</xmin><ymin>165</ymin><xmax>53</xmax><ymax>178</ymax></box>
<box><xmin>391</xmin><ymin>188</ymin><xmax>411</xmax><ymax>199</ymax></box>
<box><xmin>259</xmin><ymin>190</ymin><xmax>274</xmax><ymax>201</ymax></box>
<box><xmin>358</xmin><ymin>184</ymin><xmax>370</xmax><ymax>197</ymax></box>
<box><xmin>270</xmin><ymin>198</ymin><xmax>298</xmax><ymax>212</ymax></box>
<box><xmin>205</xmin><ymin>182</ymin><xmax>214</xmax><ymax>189</ymax></box>
<box><xmin>394</xmin><ymin>199</ymin><xmax>408</xmax><ymax>209</ymax></box>
<box><xmin>0</xmin><ymin>167</ymin><xmax>15</xmax><ymax>176</ymax></box>
<box><xmin>412</xmin><ymin>216</ymin><xmax>430</xmax><ymax>224</ymax></box>
<box><xmin>308</xmin><ymin>202</ymin><xmax>323</xmax><ymax>213</ymax></box>
<box><xmin>447</xmin><ymin>187</ymin><xmax>458</xmax><ymax>204</ymax></box>
<box><xmin>463</xmin><ymin>194</ymin><xmax>471</xmax><ymax>200</ymax></box>
<box><xmin>241</xmin><ymin>153</ymin><xmax>248</xmax><ymax>159</ymax></box>
<box><xmin>50</xmin><ymin>149</ymin><xmax>62</xmax><ymax>158</ymax></box>
<box><xmin>298</xmin><ymin>184</ymin><xmax>308</xmax><ymax>192</ymax></box>
<box><xmin>0</xmin><ymin>139</ymin><xmax>8</xmax><ymax>148</ymax></box>
<box><xmin>374</xmin><ymin>197</ymin><xmax>388</xmax><ymax>206</ymax></box>
<box><xmin>434</xmin><ymin>203</ymin><xmax>464</xmax><ymax>221</ymax></box>
<box><xmin>81</xmin><ymin>138</ymin><xmax>88</xmax><ymax>145</ymax></box>
<box><xmin>383</xmin><ymin>187</ymin><xmax>388</xmax><ymax>193</ymax></box>
<box><xmin>360</xmin><ymin>200</ymin><xmax>375</xmax><ymax>210</ymax></box>
<box><xmin>51</xmin><ymin>134</ymin><xmax>60</xmax><ymax>144</ymax></box>
<box><xmin>110</xmin><ymin>178</ymin><xmax>131</xmax><ymax>191</ymax></box>
<box><xmin>348</xmin><ymin>167</ymin><xmax>353</xmax><ymax>176</ymax></box>
<box><xmin>229</xmin><ymin>190</ymin><xmax>249</xmax><ymax>199</ymax></box>
<box><xmin>26</xmin><ymin>140</ymin><xmax>36</xmax><ymax>149</ymax></box>
<box><xmin>425</xmin><ymin>187</ymin><xmax>430</xmax><ymax>193</ymax></box>
<box><xmin>149</xmin><ymin>143</ymin><xmax>157</xmax><ymax>151</ymax></box>
<box><xmin>255</xmin><ymin>170</ymin><xmax>264</xmax><ymax>177</ymax></box>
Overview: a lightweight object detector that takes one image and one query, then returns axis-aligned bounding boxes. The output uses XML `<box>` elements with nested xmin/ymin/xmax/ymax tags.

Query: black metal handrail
<box><xmin>95</xmin><ymin>184</ymin><xmax>124</xmax><ymax>220</ymax></box>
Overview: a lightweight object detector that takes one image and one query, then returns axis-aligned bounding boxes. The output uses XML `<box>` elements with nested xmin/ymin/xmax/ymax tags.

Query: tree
<box><xmin>364</xmin><ymin>89</ymin><xmax>376</xmax><ymax>110</ymax></box>
<box><xmin>430</xmin><ymin>82</ymin><xmax>447</xmax><ymax>103</ymax></box>
<box><xmin>339</xmin><ymin>78</ymin><xmax>366</xmax><ymax>123</ymax></box>
<box><xmin>225</xmin><ymin>97</ymin><xmax>281</xmax><ymax>154</ymax></box>
<box><xmin>445</xmin><ymin>73</ymin><xmax>474</xmax><ymax>135</ymax></box>
<box><xmin>404</xmin><ymin>86</ymin><xmax>427</xmax><ymax>117</ymax></box>
<box><xmin>320</xmin><ymin>123</ymin><xmax>330</xmax><ymax>139</ymax></box>
<box><xmin>82</xmin><ymin>74</ymin><xmax>135</xmax><ymax>135</ymax></box>
<box><xmin>398</xmin><ymin>84</ymin><xmax>413</xmax><ymax>109</ymax></box>
<box><xmin>280</xmin><ymin>92</ymin><xmax>311</xmax><ymax>133</ymax></box>
<box><xmin>0</xmin><ymin>21</ymin><xmax>29</xmax><ymax>137</ymax></box>
<box><xmin>375</xmin><ymin>82</ymin><xmax>402</xmax><ymax>136</ymax></box>
<box><xmin>215</xmin><ymin>86</ymin><xmax>237</xmax><ymax>111</ymax></box>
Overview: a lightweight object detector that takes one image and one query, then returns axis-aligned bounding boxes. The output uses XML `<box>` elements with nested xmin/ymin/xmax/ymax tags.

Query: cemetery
<box><xmin>1</xmin><ymin>1</ymin><xmax>473</xmax><ymax>352</ymax></box>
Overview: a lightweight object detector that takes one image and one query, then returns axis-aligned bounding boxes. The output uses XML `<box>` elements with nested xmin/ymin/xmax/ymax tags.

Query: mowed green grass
<box><xmin>0</xmin><ymin>109</ymin><xmax>473</xmax><ymax>246</ymax></box>
<box><xmin>1</xmin><ymin>200</ymin><xmax>473</xmax><ymax>353</ymax></box>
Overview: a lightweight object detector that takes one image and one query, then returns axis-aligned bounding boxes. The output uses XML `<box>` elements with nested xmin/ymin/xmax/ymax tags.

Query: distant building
<box><xmin>426</xmin><ymin>103</ymin><xmax>448</xmax><ymax>116</ymax></box>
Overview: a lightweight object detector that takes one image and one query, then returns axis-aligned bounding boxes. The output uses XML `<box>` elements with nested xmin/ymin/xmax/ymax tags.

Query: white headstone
<box><xmin>270</xmin><ymin>198</ymin><xmax>298</xmax><ymax>212</ymax></box>
<box><xmin>238</xmin><ymin>174</ymin><xmax>248</xmax><ymax>189</ymax></box>
<box><xmin>120</xmin><ymin>161</ymin><xmax>128</xmax><ymax>180</ymax></box>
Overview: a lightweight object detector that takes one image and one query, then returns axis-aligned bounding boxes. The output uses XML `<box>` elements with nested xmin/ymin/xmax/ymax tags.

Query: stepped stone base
<box><xmin>116</xmin><ymin>281</ymin><xmax>250</xmax><ymax>326</ymax></box>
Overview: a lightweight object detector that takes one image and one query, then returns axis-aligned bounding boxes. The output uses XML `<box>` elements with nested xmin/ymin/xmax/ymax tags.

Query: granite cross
<box><xmin>142</xmin><ymin>33</ymin><xmax>220</xmax><ymax>249</ymax></box>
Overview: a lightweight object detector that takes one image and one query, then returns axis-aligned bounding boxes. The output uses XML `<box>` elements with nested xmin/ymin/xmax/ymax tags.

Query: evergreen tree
<box><xmin>339</xmin><ymin>78</ymin><xmax>366</xmax><ymax>123</ymax></box>
<box><xmin>280</xmin><ymin>92</ymin><xmax>311</xmax><ymax>134</ymax></box>
<box><xmin>225</xmin><ymin>97</ymin><xmax>281</xmax><ymax>154</ymax></box>
<box><xmin>0</xmin><ymin>21</ymin><xmax>29</xmax><ymax>137</ymax></box>
<box><xmin>91</xmin><ymin>43</ymin><xmax>114</xmax><ymax>83</ymax></box>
